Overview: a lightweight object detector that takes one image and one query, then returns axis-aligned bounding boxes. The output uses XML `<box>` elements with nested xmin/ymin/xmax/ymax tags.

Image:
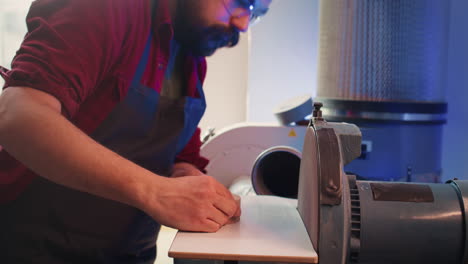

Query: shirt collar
<box><xmin>152</xmin><ymin>0</ymin><xmax>174</xmax><ymax>34</ymax></box>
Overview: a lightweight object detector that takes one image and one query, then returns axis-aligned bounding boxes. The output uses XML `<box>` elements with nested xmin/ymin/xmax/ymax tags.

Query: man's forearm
<box><xmin>0</xmin><ymin>87</ymin><xmax>160</xmax><ymax>211</ymax></box>
<box><xmin>0</xmin><ymin>87</ymin><xmax>240</xmax><ymax>232</ymax></box>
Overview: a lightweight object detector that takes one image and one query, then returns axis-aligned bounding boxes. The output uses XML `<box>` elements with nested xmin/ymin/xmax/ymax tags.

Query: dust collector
<box><xmin>316</xmin><ymin>0</ymin><xmax>450</xmax><ymax>183</ymax></box>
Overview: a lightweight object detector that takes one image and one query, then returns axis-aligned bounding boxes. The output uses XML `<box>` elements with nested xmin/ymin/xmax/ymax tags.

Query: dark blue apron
<box><xmin>0</xmin><ymin>26</ymin><xmax>206</xmax><ymax>264</ymax></box>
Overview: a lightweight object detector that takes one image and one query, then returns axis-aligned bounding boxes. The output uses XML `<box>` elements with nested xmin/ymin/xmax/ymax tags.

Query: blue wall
<box><xmin>442</xmin><ymin>0</ymin><xmax>468</xmax><ymax>181</ymax></box>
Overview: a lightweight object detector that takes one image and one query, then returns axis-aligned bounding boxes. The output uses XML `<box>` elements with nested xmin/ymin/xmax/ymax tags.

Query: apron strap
<box><xmin>130</xmin><ymin>32</ymin><xmax>153</xmax><ymax>89</ymax></box>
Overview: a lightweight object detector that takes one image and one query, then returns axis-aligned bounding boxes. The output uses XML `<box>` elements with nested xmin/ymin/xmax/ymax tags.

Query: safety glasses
<box><xmin>222</xmin><ymin>0</ymin><xmax>263</xmax><ymax>26</ymax></box>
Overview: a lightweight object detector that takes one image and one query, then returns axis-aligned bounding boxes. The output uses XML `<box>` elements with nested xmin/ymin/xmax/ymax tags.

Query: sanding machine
<box><xmin>297</xmin><ymin>103</ymin><xmax>468</xmax><ymax>264</ymax></box>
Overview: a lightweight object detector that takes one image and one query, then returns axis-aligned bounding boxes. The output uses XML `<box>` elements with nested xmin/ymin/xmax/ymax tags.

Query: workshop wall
<box><xmin>442</xmin><ymin>0</ymin><xmax>468</xmax><ymax>181</ymax></box>
<box><xmin>0</xmin><ymin>0</ymin><xmax>32</xmax><ymax>89</ymax></box>
<box><xmin>248</xmin><ymin>0</ymin><xmax>320</xmax><ymax>123</ymax></box>
<box><xmin>198</xmin><ymin>35</ymin><xmax>249</xmax><ymax>134</ymax></box>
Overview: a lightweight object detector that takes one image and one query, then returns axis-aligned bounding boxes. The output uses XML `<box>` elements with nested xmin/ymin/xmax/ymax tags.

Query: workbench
<box><xmin>169</xmin><ymin>195</ymin><xmax>318</xmax><ymax>264</ymax></box>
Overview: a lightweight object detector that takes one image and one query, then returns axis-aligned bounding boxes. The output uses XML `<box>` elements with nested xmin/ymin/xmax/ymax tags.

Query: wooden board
<box><xmin>169</xmin><ymin>195</ymin><xmax>318</xmax><ymax>263</ymax></box>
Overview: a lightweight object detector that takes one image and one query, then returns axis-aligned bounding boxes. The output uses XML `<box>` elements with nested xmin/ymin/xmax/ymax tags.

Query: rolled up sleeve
<box><xmin>175</xmin><ymin>128</ymin><xmax>210</xmax><ymax>172</ymax></box>
<box><xmin>1</xmin><ymin>0</ymin><xmax>127</xmax><ymax>118</ymax></box>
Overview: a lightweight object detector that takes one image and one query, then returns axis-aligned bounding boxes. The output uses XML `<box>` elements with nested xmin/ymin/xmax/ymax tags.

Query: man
<box><xmin>0</xmin><ymin>0</ymin><xmax>272</xmax><ymax>263</ymax></box>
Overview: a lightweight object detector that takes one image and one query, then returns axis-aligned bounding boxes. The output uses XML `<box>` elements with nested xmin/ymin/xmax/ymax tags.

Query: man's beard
<box><xmin>174</xmin><ymin>10</ymin><xmax>240</xmax><ymax>56</ymax></box>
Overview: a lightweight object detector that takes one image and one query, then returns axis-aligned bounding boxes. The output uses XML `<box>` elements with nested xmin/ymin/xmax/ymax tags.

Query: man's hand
<box><xmin>144</xmin><ymin>175</ymin><xmax>241</xmax><ymax>232</ymax></box>
<box><xmin>169</xmin><ymin>162</ymin><xmax>242</xmax><ymax>227</ymax></box>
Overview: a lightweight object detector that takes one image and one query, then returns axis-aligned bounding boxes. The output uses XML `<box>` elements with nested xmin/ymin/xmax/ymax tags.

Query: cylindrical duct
<box><xmin>251</xmin><ymin>146</ymin><xmax>302</xmax><ymax>198</ymax></box>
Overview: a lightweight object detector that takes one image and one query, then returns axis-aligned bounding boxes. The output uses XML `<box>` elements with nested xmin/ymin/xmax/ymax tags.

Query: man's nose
<box><xmin>230</xmin><ymin>15</ymin><xmax>250</xmax><ymax>32</ymax></box>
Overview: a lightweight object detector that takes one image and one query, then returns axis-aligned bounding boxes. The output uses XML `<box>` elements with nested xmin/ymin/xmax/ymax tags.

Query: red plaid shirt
<box><xmin>0</xmin><ymin>0</ymin><xmax>209</xmax><ymax>203</ymax></box>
